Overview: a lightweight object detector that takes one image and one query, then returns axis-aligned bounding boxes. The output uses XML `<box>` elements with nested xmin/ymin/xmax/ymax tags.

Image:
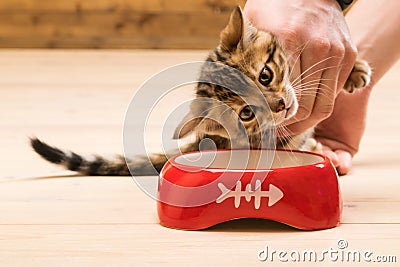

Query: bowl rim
<box><xmin>168</xmin><ymin>148</ymin><xmax>329</xmax><ymax>172</ymax></box>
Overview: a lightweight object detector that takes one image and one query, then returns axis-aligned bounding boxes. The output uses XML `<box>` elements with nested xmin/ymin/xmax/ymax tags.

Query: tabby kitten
<box><xmin>31</xmin><ymin>7</ymin><xmax>371</xmax><ymax>176</ymax></box>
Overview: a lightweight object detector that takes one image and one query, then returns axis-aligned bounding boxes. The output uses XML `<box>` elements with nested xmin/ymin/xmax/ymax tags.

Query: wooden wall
<box><xmin>0</xmin><ymin>0</ymin><xmax>246</xmax><ymax>49</ymax></box>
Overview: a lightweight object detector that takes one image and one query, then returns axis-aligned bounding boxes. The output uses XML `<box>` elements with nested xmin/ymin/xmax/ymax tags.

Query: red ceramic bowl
<box><xmin>157</xmin><ymin>149</ymin><xmax>342</xmax><ymax>230</ymax></box>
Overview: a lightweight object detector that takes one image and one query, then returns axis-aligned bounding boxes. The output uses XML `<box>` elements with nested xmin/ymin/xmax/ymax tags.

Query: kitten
<box><xmin>30</xmin><ymin>7</ymin><xmax>371</xmax><ymax>176</ymax></box>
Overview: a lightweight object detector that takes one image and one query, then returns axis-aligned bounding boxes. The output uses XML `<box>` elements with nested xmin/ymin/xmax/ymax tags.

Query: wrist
<box><xmin>315</xmin><ymin>87</ymin><xmax>372</xmax><ymax>155</ymax></box>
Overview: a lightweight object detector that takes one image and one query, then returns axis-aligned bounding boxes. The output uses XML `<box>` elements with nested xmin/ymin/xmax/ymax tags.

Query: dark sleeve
<box><xmin>336</xmin><ymin>0</ymin><xmax>354</xmax><ymax>11</ymax></box>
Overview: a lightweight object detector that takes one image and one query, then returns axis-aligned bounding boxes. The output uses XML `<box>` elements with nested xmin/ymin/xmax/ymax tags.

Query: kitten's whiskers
<box><xmin>287</xmin><ymin>40</ymin><xmax>311</xmax><ymax>79</ymax></box>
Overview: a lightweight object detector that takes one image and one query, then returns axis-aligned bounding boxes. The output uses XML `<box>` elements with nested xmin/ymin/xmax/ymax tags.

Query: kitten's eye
<box><xmin>239</xmin><ymin>105</ymin><xmax>255</xmax><ymax>121</ymax></box>
<box><xmin>259</xmin><ymin>66</ymin><xmax>273</xmax><ymax>86</ymax></box>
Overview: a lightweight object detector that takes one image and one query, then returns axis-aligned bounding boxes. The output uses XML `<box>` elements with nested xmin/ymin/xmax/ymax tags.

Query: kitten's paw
<box><xmin>343</xmin><ymin>60</ymin><xmax>372</xmax><ymax>93</ymax></box>
<box><xmin>303</xmin><ymin>138</ymin><xmax>323</xmax><ymax>153</ymax></box>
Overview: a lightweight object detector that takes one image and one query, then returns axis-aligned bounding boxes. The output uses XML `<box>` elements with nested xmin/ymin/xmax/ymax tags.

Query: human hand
<box><xmin>244</xmin><ymin>0</ymin><xmax>357</xmax><ymax>134</ymax></box>
<box><xmin>314</xmin><ymin>86</ymin><xmax>372</xmax><ymax>175</ymax></box>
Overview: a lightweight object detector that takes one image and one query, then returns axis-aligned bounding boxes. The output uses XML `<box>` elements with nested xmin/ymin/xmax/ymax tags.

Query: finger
<box><xmin>336</xmin><ymin>20</ymin><xmax>358</xmax><ymax>91</ymax></box>
<box><xmin>287</xmin><ymin>48</ymin><xmax>302</xmax><ymax>85</ymax></box>
<box><xmin>286</xmin><ymin>41</ymin><xmax>343</xmax><ymax>134</ymax></box>
<box><xmin>288</xmin><ymin>39</ymin><xmax>331</xmax><ymax>126</ymax></box>
<box><xmin>283</xmin><ymin>53</ymin><xmax>331</xmax><ymax>133</ymax></box>
<box><xmin>283</xmin><ymin>117</ymin><xmax>319</xmax><ymax>135</ymax></box>
<box><xmin>310</xmin><ymin>49</ymin><xmax>341</xmax><ymax>120</ymax></box>
<box><xmin>322</xmin><ymin>147</ymin><xmax>340</xmax><ymax>167</ymax></box>
<box><xmin>335</xmin><ymin>150</ymin><xmax>353</xmax><ymax>175</ymax></box>
<box><xmin>280</xmin><ymin>39</ymin><xmax>307</xmax><ymax>127</ymax></box>
<box><xmin>337</xmin><ymin>42</ymin><xmax>357</xmax><ymax>92</ymax></box>
<box><xmin>322</xmin><ymin>145</ymin><xmax>352</xmax><ymax>176</ymax></box>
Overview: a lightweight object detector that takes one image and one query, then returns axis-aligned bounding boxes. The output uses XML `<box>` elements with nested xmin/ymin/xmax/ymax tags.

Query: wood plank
<box><xmin>0</xmin><ymin>13</ymin><xmax>228</xmax><ymax>37</ymax></box>
<box><xmin>0</xmin><ymin>50</ymin><xmax>207</xmax><ymax>85</ymax></box>
<box><xmin>0</xmin><ymin>13</ymin><xmax>231</xmax><ymax>49</ymax></box>
<box><xmin>0</xmin><ymin>51</ymin><xmax>399</xmax><ymax>266</ymax></box>
<box><xmin>0</xmin><ymin>0</ymin><xmax>246</xmax><ymax>48</ymax></box>
<box><xmin>0</xmin><ymin>0</ymin><xmax>246</xmax><ymax>13</ymax></box>
<box><xmin>0</xmin><ymin>177</ymin><xmax>157</xmax><ymax>224</ymax></box>
<box><xmin>0</xmin><ymin>36</ymin><xmax>221</xmax><ymax>49</ymax></box>
<box><xmin>0</xmin><ymin>224</ymin><xmax>398</xmax><ymax>267</ymax></box>
<box><xmin>1</xmin><ymin>174</ymin><xmax>399</xmax><ymax>225</ymax></box>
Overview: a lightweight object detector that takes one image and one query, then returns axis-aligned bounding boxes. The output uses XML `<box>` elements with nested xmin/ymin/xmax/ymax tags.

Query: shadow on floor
<box><xmin>205</xmin><ymin>218</ymin><xmax>300</xmax><ymax>233</ymax></box>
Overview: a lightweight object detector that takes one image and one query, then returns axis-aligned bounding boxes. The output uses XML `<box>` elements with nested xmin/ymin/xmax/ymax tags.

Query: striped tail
<box><xmin>30</xmin><ymin>137</ymin><xmax>167</xmax><ymax>176</ymax></box>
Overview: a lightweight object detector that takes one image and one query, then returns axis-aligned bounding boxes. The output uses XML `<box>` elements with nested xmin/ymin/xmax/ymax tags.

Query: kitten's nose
<box><xmin>273</xmin><ymin>97</ymin><xmax>286</xmax><ymax>112</ymax></box>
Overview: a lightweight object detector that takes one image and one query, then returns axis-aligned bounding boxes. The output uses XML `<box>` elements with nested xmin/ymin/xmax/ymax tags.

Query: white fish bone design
<box><xmin>216</xmin><ymin>180</ymin><xmax>284</xmax><ymax>209</ymax></box>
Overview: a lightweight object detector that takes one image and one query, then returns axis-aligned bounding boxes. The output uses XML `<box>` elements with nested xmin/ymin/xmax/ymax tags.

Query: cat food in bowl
<box><xmin>157</xmin><ymin>149</ymin><xmax>342</xmax><ymax>230</ymax></box>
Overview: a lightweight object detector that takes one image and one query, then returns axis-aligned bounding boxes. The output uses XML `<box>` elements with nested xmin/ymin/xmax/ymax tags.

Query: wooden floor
<box><xmin>0</xmin><ymin>50</ymin><xmax>399</xmax><ymax>266</ymax></box>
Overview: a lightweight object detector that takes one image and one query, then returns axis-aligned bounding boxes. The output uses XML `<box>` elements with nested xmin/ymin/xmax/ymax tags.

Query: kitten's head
<box><xmin>175</xmin><ymin>7</ymin><xmax>298</xmax><ymax>147</ymax></box>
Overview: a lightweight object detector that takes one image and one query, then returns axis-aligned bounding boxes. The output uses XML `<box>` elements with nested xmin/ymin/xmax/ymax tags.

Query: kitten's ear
<box><xmin>220</xmin><ymin>6</ymin><xmax>257</xmax><ymax>51</ymax></box>
<box><xmin>173</xmin><ymin>116</ymin><xmax>202</xmax><ymax>139</ymax></box>
<box><xmin>174</xmin><ymin>116</ymin><xmax>227</xmax><ymax>139</ymax></box>
<box><xmin>173</xmin><ymin>98</ymin><xmax>208</xmax><ymax>139</ymax></box>
<box><xmin>173</xmin><ymin>99</ymin><xmax>208</xmax><ymax>139</ymax></box>
<box><xmin>220</xmin><ymin>6</ymin><xmax>244</xmax><ymax>51</ymax></box>
<box><xmin>173</xmin><ymin>98</ymin><xmax>229</xmax><ymax>139</ymax></box>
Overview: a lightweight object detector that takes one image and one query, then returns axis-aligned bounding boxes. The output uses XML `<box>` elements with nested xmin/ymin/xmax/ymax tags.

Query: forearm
<box><xmin>346</xmin><ymin>0</ymin><xmax>400</xmax><ymax>87</ymax></box>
